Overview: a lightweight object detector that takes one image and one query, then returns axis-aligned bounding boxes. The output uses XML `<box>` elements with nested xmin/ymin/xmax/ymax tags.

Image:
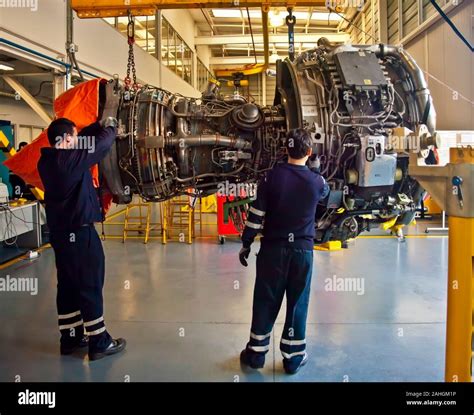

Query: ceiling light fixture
<box><xmin>212</xmin><ymin>9</ymin><xmax>261</xmax><ymax>19</ymax></box>
<box><xmin>269</xmin><ymin>48</ymin><xmax>280</xmax><ymax>64</ymax></box>
<box><xmin>312</xmin><ymin>12</ymin><xmax>343</xmax><ymax>21</ymax></box>
<box><xmin>0</xmin><ymin>62</ymin><xmax>14</xmax><ymax>71</ymax></box>
<box><xmin>269</xmin><ymin>10</ymin><xmax>284</xmax><ymax>27</ymax></box>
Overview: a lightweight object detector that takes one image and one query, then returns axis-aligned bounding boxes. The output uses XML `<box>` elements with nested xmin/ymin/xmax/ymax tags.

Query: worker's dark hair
<box><xmin>286</xmin><ymin>128</ymin><xmax>312</xmax><ymax>159</ymax></box>
<box><xmin>18</xmin><ymin>141</ymin><xmax>28</xmax><ymax>150</ymax></box>
<box><xmin>47</xmin><ymin>118</ymin><xmax>76</xmax><ymax>147</ymax></box>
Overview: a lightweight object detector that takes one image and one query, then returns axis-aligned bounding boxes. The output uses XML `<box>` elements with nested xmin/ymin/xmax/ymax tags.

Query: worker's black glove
<box><xmin>239</xmin><ymin>247</ymin><xmax>251</xmax><ymax>267</ymax></box>
<box><xmin>100</xmin><ymin>117</ymin><xmax>118</xmax><ymax>129</ymax></box>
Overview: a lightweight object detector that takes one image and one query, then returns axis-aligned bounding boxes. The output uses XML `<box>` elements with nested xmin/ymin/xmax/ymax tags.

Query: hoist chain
<box><xmin>125</xmin><ymin>11</ymin><xmax>138</xmax><ymax>90</ymax></box>
<box><xmin>286</xmin><ymin>8</ymin><xmax>296</xmax><ymax>63</ymax></box>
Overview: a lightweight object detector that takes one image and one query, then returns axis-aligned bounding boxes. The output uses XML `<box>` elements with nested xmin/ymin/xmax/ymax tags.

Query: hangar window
<box><xmin>161</xmin><ymin>17</ymin><xmax>194</xmax><ymax>86</ymax></box>
<box><xmin>103</xmin><ymin>15</ymin><xmax>194</xmax><ymax>87</ymax></box>
<box><xmin>105</xmin><ymin>16</ymin><xmax>157</xmax><ymax>57</ymax></box>
<box><xmin>197</xmin><ymin>57</ymin><xmax>213</xmax><ymax>93</ymax></box>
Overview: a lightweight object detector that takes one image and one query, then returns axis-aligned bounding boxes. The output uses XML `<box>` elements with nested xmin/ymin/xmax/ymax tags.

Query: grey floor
<box><xmin>0</xmin><ymin>223</ymin><xmax>448</xmax><ymax>382</ymax></box>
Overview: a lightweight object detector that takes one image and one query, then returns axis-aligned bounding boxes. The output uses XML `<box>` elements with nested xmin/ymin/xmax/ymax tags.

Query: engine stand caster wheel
<box><xmin>218</xmin><ymin>235</ymin><xmax>226</xmax><ymax>245</ymax></box>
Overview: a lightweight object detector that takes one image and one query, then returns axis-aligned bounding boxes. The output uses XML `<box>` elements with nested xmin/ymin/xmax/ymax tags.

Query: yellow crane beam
<box><xmin>71</xmin><ymin>0</ymin><xmax>329</xmax><ymax>18</ymax></box>
<box><xmin>213</xmin><ymin>8</ymin><xmax>269</xmax><ymax>77</ymax></box>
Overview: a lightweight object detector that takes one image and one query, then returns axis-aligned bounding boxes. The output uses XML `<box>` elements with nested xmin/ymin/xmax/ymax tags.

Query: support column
<box><xmin>445</xmin><ymin>149</ymin><xmax>474</xmax><ymax>382</ymax></box>
<box><xmin>53</xmin><ymin>71</ymin><xmax>67</xmax><ymax>98</ymax></box>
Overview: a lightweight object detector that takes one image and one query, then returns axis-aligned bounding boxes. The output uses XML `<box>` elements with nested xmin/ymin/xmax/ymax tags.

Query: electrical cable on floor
<box><xmin>0</xmin><ymin>204</ymin><xmax>45</xmax><ymax>262</ymax></box>
<box><xmin>0</xmin><ymin>205</ymin><xmax>18</xmax><ymax>246</ymax></box>
<box><xmin>0</xmin><ymin>203</ymin><xmax>42</xmax><ymax>227</ymax></box>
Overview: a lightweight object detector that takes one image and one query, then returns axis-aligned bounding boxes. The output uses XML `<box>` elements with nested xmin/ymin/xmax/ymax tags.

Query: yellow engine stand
<box><xmin>445</xmin><ymin>149</ymin><xmax>473</xmax><ymax>382</ymax></box>
<box><xmin>410</xmin><ymin>147</ymin><xmax>474</xmax><ymax>382</ymax></box>
<box><xmin>314</xmin><ymin>241</ymin><xmax>342</xmax><ymax>251</ymax></box>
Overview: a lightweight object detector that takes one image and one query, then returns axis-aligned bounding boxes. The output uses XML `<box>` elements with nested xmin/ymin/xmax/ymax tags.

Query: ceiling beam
<box><xmin>2</xmin><ymin>75</ymin><xmax>53</xmax><ymax>123</ymax></box>
<box><xmin>211</xmin><ymin>56</ymin><xmax>267</xmax><ymax>65</ymax></box>
<box><xmin>196</xmin><ymin>33</ymin><xmax>349</xmax><ymax>45</ymax></box>
<box><xmin>72</xmin><ymin>0</ymin><xmax>329</xmax><ymax>18</ymax></box>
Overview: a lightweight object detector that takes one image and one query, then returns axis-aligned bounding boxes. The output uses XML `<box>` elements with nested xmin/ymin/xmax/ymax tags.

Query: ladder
<box><xmin>162</xmin><ymin>195</ymin><xmax>196</xmax><ymax>244</ymax></box>
<box><xmin>122</xmin><ymin>201</ymin><xmax>160</xmax><ymax>244</ymax></box>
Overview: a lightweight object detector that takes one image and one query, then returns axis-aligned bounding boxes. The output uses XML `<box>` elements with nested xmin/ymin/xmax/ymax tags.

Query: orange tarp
<box><xmin>4</xmin><ymin>79</ymin><xmax>102</xmax><ymax>189</ymax></box>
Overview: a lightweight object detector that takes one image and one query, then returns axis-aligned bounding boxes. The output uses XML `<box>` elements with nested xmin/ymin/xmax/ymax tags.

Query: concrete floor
<box><xmin>0</xmin><ymin>225</ymin><xmax>448</xmax><ymax>382</ymax></box>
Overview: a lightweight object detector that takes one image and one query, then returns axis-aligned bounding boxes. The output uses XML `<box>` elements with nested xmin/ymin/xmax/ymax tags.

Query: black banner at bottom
<box><xmin>0</xmin><ymin>382</ymin><xmax>473</xmax><ymax>413</ymax></box>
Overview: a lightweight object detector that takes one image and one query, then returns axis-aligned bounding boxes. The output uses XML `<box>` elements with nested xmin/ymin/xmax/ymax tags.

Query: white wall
<box><xmin>196</xmin><ymin>45</ymin><xmax>211</xmax><ymax>69</ymax></box>
<box><xmin>0</xmin><ymin>1</ymin><xmax>201</xmax><ymax>97</ymax></box>
<box><xmin>162</xmin><ymin>9</ymin><xmax>196</xmax><ymax>50</ymax></box>
<box><xmin>0</xmin><ymin>97</ymin><xmax>51</xmax><ymax>127</ymax></box>
<box><xmin>404</xmin><ymin>1</ymin><xmax>473</xmax><ymax>131</ymax></box>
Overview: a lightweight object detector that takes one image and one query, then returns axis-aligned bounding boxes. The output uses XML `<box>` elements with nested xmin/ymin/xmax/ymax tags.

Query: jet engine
<box><xmin>100</xmin><ymin>40</ymin><xmax>438</xmax><ymax>243</ymax></box>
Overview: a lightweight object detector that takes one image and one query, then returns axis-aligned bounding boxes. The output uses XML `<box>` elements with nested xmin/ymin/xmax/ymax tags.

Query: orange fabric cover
<box><xmin>4</xmin><ymin>79</ymin><xmax>102</xmax><ymax>189</ymax></box>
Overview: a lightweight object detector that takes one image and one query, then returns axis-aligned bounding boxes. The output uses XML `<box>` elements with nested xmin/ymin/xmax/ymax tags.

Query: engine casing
<box><xmin>100</xmin><ymin>40</ymin><xmax>438</xmax><ymax>243</ymax></box>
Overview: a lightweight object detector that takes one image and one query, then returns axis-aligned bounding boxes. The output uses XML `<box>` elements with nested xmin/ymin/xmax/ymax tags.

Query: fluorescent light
<box><xmin>212</xmin><ymin>9</ymin><xmax>241</xmax><ymax>18</ymax></box>
<box><xmin>292</xmin><ymin>11</ymin><xmax>310</xmax><ymax>20</ymax></box>
<box><xmin>212</xmin><ymin>9</ymin><xmax>261</xmax><ymax>18</ymax></box>
<box><xmin>0</xmin><ymin>63</ymin><xmax>14</xmax><ymax>71</ymax></box>
<box><xmin>312</xmin><ymin>12</ymin><xmax>343</xmax><ymax>21</ymax></box>
<box><xmin>269</xmin><ymin>10</ymin><xmax>284</xmax><ymax>27</ymax></box>
<box><xmin>269</xmin><ymin>47</ymin><xmax>280</xmax><ymax>64</ymax></box>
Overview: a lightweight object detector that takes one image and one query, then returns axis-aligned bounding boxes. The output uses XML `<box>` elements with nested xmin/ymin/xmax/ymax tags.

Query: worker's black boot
<box><xmin>60</xmin><ymin>335</ymin><xmax>89</xmax><ymax>355</ymax></box>
<box><xmin>240</xmin><ymin>347</ymin><xmax>265</xmax><ymax>369</ymax></box>
<box><xmin>283</xmin><ymin>353</ymin><xmax>308</xmax><ymax>375</ymax></box>
<box><xmin>89</xmin><ymin>338</ymin><xmax>127</xmax><ymax>361</ymax></box>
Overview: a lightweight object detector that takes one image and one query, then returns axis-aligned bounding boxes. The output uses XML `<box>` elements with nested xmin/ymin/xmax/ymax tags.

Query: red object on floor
<box><xmin>217</xmin><ymin>195</ymin><xmax>240</xmax><ymax>236</ymax></box>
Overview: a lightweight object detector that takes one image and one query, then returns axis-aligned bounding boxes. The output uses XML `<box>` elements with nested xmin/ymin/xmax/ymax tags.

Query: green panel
<box><xmin>0</xmin><ymin>123</ymin><xmax>14</xmax><ymax>197</ymax></box>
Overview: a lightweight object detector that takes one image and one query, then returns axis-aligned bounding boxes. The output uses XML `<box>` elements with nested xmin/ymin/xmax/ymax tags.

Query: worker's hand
<box><xmin>100</xmin><ymin>117</ymin><xmax>118</xmax><ymax>129</ymax></box>
<box><xmin>307</xmin><ymin>155</ymin><xmax>320</xmax><ymax>172</ymax></box>
<box><xmin>239</xmin><ymin>247</ymin><xmax>251</xmax><ymax>267</ymax></box>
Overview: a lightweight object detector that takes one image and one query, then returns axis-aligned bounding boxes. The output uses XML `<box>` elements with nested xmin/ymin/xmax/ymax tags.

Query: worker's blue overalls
<box><xmin>38</xmin><ymin>122</ymin><xmax>116</xmax><ymax>353</ymax></box>
<box><xmin>241</xmin><ymin>163</ymin><xmax>328</xmax><ymax>370</ymax></box>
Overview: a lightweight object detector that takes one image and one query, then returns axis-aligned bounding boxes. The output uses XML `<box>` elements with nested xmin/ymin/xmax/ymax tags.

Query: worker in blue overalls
<box><xmin>239</xmin><ymin>128</ymin><xmax>329</xmax><ymax>374</ymax></box>
<box><xmin>38</xmin><ymin>117</ymin><xmax>126</xmax><ymax>361</ymax></box>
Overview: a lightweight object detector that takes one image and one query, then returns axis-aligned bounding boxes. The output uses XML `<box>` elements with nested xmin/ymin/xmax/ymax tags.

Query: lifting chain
<box><xmin>125</xmin><ymin>11</ymin><xmax>138</xmax><ymax>90</ymax></box>
<box><xmin>286</xmin><ymin>8</ymin><xmax>296</xmax><ymax>62</ymax></box>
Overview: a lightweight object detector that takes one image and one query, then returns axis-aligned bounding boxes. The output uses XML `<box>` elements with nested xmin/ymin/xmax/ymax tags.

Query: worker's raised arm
<box><xmin>65</xmin><ymin>118</ymin><xmax>117</xmax><ymax>173</ymax></box>
<box><xmin>84</xmin><ymin>124</ymin><xmax>117</xmax><ymax>167</ymax></box>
